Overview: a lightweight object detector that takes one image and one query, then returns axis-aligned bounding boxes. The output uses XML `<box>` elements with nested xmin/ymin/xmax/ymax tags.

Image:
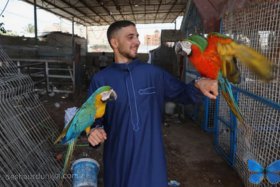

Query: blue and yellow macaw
<box><xmin>54</xmin><ymin>85</ymin><xmax>117</xmax><ymax>184</ymax></box>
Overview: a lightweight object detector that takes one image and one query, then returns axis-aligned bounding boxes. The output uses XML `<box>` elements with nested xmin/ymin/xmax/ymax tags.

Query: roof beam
<box><xmin>128</xmin><ymin>0</ymin><xmax>137</xmax><ymax>23</ymax></box>
<box><xmin>58</xmin><ymin>0</ymin><xmax>97</xmax><ymax>23</ymax></box>
<box><xmin>22</xmin><ymin>0</ymin><xmax>187</xmax><ymax>26</ymax></box>
<box><xmin>133</xmin><ymin>17</ymin><xmax>175</xmax><ymax>22</ymax></box>
<box><xmin>81</xmin><ymin>10</ymin><xmax>184</xmax><ymax>17</ymax></box>
<box><xmin>144</xmin><ymin>0</ymin><xmax>146</xmax><ymax>23</ymax></box>
<box><xmin>163</xmin><ymin>0</ymin><xmax>178</xmax><ymax>23</ymax></box>
<box><xmin>96</xmin><ymin>0</ymin><xmax>116</xmax><ymax>22</ymax></box>
<box><xmin>79</xmin><ymin>0</ymin><xmax>110</xmax><ymax>25</ymax></box>
<box><xmin>112</xmin><ymin>0</ymin><xmax>125</xmax><ymax>20</ymax></box>
<box><xmin>26</xmin><ymin>0</ymin><xmax>91</xmax><ymax>25</ymax></box>
<box><xmin>153</xmin><ymin>0</ymin><xmax>163</xmax><ymax>23</ymax></box>
<box><xmin>171</xmin><ymin>6</ymin><xmax>185</xmax><ymax>23</ymax></box>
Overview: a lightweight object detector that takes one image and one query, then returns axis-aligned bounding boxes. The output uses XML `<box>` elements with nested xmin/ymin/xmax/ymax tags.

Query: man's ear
<box><xmin>110</xmin><ymin>38</ymin><xmax>118</xmax><ymax>49</ymax></box>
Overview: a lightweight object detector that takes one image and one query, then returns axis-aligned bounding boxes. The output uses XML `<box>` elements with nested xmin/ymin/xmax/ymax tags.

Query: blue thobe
<box><xmin>88</xmin><ymin>59</ymin><xmax>203</xmax><ymax>187</ymax></box>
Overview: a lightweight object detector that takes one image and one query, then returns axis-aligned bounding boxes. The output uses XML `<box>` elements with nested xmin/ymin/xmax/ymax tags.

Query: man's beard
<box><xmin>124</xmin><ymin>53</ymin><xmax>137</xmax><ymax>60</ymax></box>
<box><xmin>119</xmin><ymin>48</ymin><xmax>138</xmax><ymax>60</ymax></box>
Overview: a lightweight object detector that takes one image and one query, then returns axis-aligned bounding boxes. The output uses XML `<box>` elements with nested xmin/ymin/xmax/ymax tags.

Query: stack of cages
<box><xmin>181</xmin><ymin>1</ymin><xmax>216</xmax><ymax>132</ymax></box>
<box><xmin>216</xmin><ymin>0</ymin><xmax>280</xmax><ymax>186</ymax></box>
<box><xmin>0</xmin><ymin>47</ymin><xmax>71</xmax><ymax>186</ymax></box>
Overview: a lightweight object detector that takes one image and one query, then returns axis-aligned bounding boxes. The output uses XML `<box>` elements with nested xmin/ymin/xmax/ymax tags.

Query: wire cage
<box><xmin>184</xmin><ymin>62</ymin><xmax>216</xmax><ymax>132</ymax></box>
<box><xmin>215</xmin><ymin>0</ymin><xmax>280</xmax><ymax>186</ymax></box>
<box><xmin>0</xmin><ymin>47</ymin><xmax>71</xmax><ymax>186</ymax></box>
<box><xmin>180</xmin><ymin>2</ymin><xmax>216</xmax><ymax>131</ymax></box>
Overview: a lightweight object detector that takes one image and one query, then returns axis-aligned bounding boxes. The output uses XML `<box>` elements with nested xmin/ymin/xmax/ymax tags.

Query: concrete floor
<box><xmin>163</xmin><ymin>115</ymin><xmax>244</xmax><ymax>187</ymax></box>
<box><xmin>45</xmin><ymin>92</ymin><xmax>244</xmax><ymax>187</ymax></box>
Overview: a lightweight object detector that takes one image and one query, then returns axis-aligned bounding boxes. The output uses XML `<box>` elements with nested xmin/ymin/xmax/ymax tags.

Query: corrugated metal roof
<box><xmin>22</xmin><ymin>0</ymin><xmax>189</xmax><ymax>26</ymax></box>
<box><xmin>22</xmin><ymin>0</ymin><xmax>246</xmax><ymax>32</ymax></box>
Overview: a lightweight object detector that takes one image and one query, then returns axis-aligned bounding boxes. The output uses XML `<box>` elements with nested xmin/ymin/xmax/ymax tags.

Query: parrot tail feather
<box><xmin>221</xmin><ymin>91</ymin><xmax>245</xmax><ymax>124</ymax></box>
<box><xmin>219</xmin><ymin>76</ymin><xmax>248</xmax><ymax>131</ymax></box>
<box><xmin>58</xmin><ymin>138</ymin><xmax>77</xmax><ymax>187</ymax></box>
<box><xmin>54</xmin><ymin>119</ymin><xmax>73</xmax><ymax>144</ymax></box>
<box><xmin>54</xmin><ymin>132</ymin><xmax>65</xmax><ymax>145</ymax></box>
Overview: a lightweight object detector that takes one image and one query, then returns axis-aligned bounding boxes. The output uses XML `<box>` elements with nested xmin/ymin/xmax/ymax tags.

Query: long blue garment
<box><xmin>88</xmin><ymin>59</ymin><xmax>203</xmax><ymax>187</ymax></box>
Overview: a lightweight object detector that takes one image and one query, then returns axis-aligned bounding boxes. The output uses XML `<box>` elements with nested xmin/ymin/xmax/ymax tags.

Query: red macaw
<box><xmin>175</xmin><ymin>32</ymin><xmax>273</xmax><ymax>129</ymax></box>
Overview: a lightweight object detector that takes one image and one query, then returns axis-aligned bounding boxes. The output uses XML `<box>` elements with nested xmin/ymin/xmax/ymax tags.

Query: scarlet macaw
<box><xmin>175</xmin><ymin>32</ymin><xmax>273</xmax><ymax>129</ymax></box>
<box><xmin>54</xmin><ymin>85</ymin><xmax>117</xmax><ymax>184</ymax></box>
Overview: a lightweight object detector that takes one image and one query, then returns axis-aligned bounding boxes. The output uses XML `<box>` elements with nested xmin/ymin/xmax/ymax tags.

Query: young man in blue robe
<box><xmin>88</xmin><ymin>20</ymin><xmax>218</xmax><ymax>187</ymax></box>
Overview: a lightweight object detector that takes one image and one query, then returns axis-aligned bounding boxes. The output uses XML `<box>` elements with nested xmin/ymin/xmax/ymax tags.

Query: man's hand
<box><xmin>88</xmin><ymin>127</ymin><xmax>107</xmax><ymax>146</ymax></box>
<box><xmin>195</xmin><ymin>78</ymin><xmax>218</xmax><ymax>99</ymax></box>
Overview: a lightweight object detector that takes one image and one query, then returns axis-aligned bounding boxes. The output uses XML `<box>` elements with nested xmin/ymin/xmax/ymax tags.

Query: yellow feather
<box><xmin>217</xmin><ymin>42</ymin><xmax>273</xmax><ymax>81</ymax></box>
<box><xmin>94</xmin><ymin>94</ymin><xmax>107</xmax><ymax>118</ymax></box>
<box><xmin>85</xmin><ymin>126</ymin><xmax>91</xmax><ymax>135</ymax></box>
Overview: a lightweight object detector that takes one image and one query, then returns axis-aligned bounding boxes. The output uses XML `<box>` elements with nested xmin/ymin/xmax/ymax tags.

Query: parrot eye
<box><xmin>101</xmin><ymin>89</ymin><xmax>117</xmax><ymax>102</ymax></box>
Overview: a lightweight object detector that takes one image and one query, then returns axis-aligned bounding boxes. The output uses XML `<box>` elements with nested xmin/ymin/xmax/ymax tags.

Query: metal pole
<box><xmin>72</xmin><ymin>17</ymin><xmax>75</xmax><ymax>58</ymax></box>
<box><xmin>86</xmin><ymin>26</ymin><xmax>88</xmax><ymax>53</ymax></box>
<box><xmin>45</xmin><ymin>61</ymin><xmax>49</xmax><ymax>93</ymax></box>
<box><xmin>34</xmin><ymin>0</ymin><xmax>38</xmax><ymax>40</ymax></box>
<box><xmin>72</xmin><ymin>17</ymin><xmax>76</xmax><ymax>93</ymax></box>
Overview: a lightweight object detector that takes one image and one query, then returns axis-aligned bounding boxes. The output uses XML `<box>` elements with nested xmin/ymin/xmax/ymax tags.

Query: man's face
<box><xmin>111</xmin><ymin>25</ymin><xmax>140</xmax><ymax>62</ymax></box>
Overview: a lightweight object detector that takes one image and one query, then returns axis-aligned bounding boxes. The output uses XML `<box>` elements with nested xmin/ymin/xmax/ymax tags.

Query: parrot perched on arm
<box><xmin>175</xmin><ymin>32</ymin><xmax>273</xmax><ymax>129</ymax></box>
<box><xmin>54</xmin><ymin>85</ymin><xmax>117</xmax><ymax>185</ymax></box>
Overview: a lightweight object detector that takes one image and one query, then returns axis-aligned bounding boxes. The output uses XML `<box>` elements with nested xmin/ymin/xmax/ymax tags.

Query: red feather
<box><xmin>188</xmin><ymin>33</ymin><xmax>233</xmax><ymax>80</ymax></box>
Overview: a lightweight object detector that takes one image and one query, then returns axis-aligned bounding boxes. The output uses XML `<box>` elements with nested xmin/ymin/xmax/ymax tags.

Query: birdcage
<box><xmin>0</xmin><ymin>47</ymin><xmax>71</xmax><ymax>186</ymax></box>
<box><xmin>215</xmin><ymin>1</ymin><xmax>280</xmax><ymax>186</ymax></box>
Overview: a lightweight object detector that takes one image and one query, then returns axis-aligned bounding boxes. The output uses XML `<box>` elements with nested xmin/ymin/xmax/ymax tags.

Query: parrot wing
<box><xmin>70</xmin><ymin>100</ymin><xmax>96</xmax><ymax>132</ymax></box>
<box><xmin>54</xmin><ymin>86</ymin><xmax>116</xmax><ymax>145</ymax></box>
<box><xmin>54</xmin><ymin>96</ymin><xmax>97</xmax><ymax>145</ymax></box>
<box><xmin>223</xmin><ymin>57</ymin><xmax>241</xmax><ymax>84</ymax></box>
<box><xmin>216</xmin><ymin>36</ymin><xmax>273</xmax><ymax>81</ymax></box>
<box><xmin>206</xmin><ymin>32</ymin><xmax>241</xmax><ymax>84</ymax></box>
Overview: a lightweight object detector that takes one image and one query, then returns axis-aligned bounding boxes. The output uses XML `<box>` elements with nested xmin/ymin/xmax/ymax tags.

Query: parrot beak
<box><xmin>101</xmin><ymin>89</ymin><xmax>117</xmax><ymax>102</ymax></box>
<box><xmin>175</xmin><ymin>41</ymin><xmax>192</xmax><ymax>55</ymax></box>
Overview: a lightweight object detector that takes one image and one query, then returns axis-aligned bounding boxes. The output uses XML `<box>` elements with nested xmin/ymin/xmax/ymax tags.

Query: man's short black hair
<box><xmin>107</xmin><ymin>20</ymin><xmax>135</xmax><ymax>46</ymax></box>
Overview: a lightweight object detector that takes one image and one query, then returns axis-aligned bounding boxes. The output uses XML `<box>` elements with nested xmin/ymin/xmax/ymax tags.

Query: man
<box><xmin>88</xmin><ymin>20</ymin><xmax>218</xmax><ymax>187</ymax></box>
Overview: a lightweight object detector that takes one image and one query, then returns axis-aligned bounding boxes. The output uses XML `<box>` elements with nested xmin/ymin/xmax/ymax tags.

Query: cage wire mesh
<box><xmin>216</xmin><ymin>95</ymin><xmax>232</xmax><ymax>155</ymax></box>
<box><xmin>184</xmin><ymin>58</ymin><xmax>216</xmax><ymax>130</ymax></box>
<box><xmin>0</xmin><ymin>47</ymin><xmax>71</xmax><ymax>186</ymax></box>
<box><xmin>204</xmin><ymin>99</ymin><xmax>216</xmax><ymax>131</ymax></box>
<box><xmin>218</xmin><ymin>0</ymin><xmax>280</xmax><ymax>186</ymax></box>
<box><xmin>179</xmin><ymin>1</ymin><xmax>216</xmax><ymax>129</ymax></box>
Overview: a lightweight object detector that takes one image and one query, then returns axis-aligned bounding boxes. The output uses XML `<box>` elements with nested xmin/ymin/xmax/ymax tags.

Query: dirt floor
<box><xmin>42</xmin><ymin>90</ymin><xmax>244</xmax><ymax>187</ymax></box>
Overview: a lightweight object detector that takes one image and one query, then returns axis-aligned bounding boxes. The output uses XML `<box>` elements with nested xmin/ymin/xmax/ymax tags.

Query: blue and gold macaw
<box><xmin>54</xmin><ymin>85</ymin><xmax>117</xmax><ymax>183</ymax></box>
